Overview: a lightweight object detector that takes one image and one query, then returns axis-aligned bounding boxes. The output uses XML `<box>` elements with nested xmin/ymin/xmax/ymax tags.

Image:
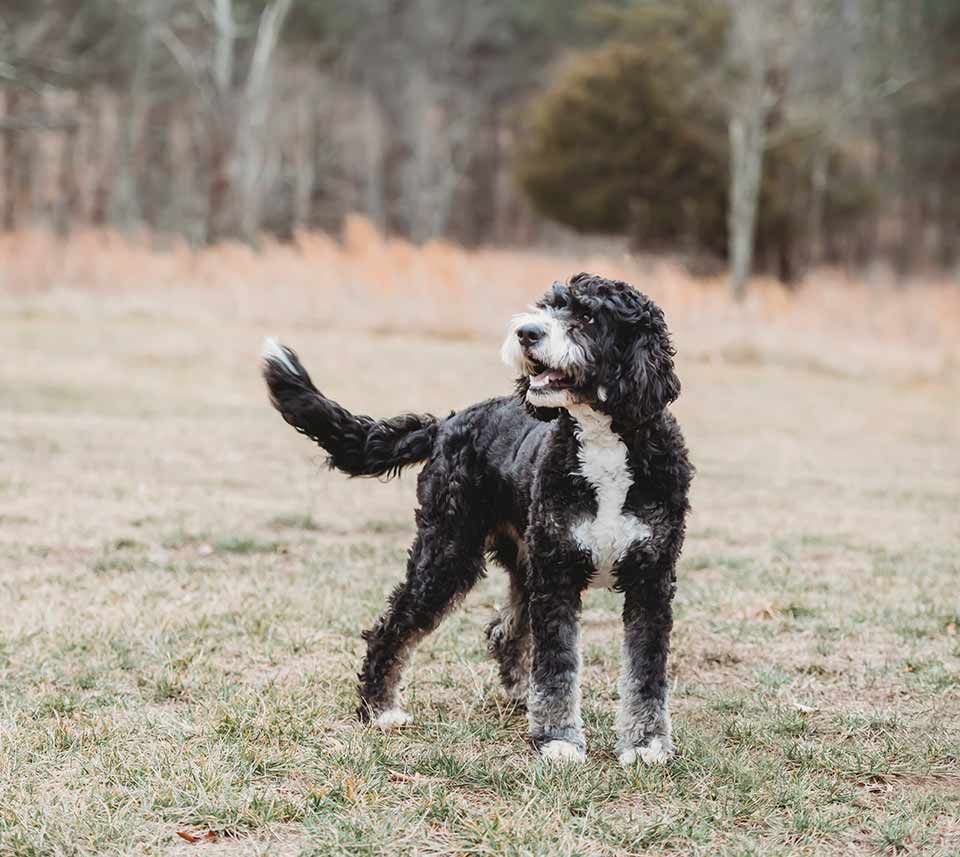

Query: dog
<box><xmin>261</xmin><ymin>273</ymin><xmax>692</xmax><ymax>765</ymax></box>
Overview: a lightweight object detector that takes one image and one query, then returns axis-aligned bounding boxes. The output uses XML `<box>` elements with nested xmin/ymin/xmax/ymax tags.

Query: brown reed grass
<box><xmin>2</xmin><ymin>216</ymin><xmax>957</xmax><ymax>380</ymax></box>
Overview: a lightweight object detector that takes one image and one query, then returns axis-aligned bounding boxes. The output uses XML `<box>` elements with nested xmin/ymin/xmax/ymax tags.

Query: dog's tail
<box><xmin>261</xmin><ymin>338</ymin><xmax>439</xmax><ymax>478</ymax></box>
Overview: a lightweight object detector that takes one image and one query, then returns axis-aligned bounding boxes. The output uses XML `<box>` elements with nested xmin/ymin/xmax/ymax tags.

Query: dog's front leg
<box><xmin>527</xmin><ymin>583</ymin><xmax>586</xmax><ymax>762</ymax></box>
<box><xmin>616</xmin><ymin>563</ymin><xmax>676</xmax><ymax>767</ymax></box>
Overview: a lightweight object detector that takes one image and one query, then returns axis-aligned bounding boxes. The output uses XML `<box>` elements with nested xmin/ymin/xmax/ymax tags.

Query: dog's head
<box><xmin>501</xmin><ymin>273</ymin><xmax>680</xmax><ymax>426</ymax></box>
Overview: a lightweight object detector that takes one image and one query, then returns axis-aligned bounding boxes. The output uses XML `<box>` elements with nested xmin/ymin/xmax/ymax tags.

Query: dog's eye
<box><xmin>578</xmin><ymin>311</ymin><xmax>594</xmax><ymax>325</ymax></box>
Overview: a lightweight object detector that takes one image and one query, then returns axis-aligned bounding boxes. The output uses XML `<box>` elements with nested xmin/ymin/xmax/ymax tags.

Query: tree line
<box><xmin>2</xmin><ymin>0</ymin><xmax>958</xmax><ymax>292</ymax></box>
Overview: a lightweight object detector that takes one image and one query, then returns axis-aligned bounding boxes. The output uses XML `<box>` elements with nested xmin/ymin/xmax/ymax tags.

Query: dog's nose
<box><xmin>517</xmin><ymin>324</ymin><xmax>545</xmax><ymax>348</ymax></box>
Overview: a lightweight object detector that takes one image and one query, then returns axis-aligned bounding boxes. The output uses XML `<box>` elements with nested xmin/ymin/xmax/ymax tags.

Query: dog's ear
<box><xmin>628</xmin><ymin>326</ymin><xmax>680</xmax><ymax>420</ymax></box>
<box><xmin>607</xmin><ymin>296</ymin><xmax>680</xmax><ymax>425</ymax></box>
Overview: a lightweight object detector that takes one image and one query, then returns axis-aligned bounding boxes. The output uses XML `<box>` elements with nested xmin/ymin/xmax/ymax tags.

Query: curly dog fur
<box><xmin>261</xmin><ymin>273</ymin><xmax>693</xmax><ymax>765</ymax></box>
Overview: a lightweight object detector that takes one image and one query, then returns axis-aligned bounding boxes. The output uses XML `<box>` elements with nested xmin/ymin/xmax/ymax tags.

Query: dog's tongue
<box><xmin>529</xmin><ymin>368</ymin><xmax>565</xmax><ymax>389</ymax></box>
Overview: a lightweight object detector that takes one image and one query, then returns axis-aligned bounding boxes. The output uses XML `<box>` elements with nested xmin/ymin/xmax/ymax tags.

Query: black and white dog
<box><xmin>261</xmin><ymin>273</ymin><xmax>692</xmax><ymax>766</ymax></box>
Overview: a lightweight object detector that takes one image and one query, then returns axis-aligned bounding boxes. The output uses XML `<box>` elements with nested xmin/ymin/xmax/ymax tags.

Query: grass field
<box><xmin>1</xmin><ymin>234</ymin><xmax>959</xmax><ymax>855</ymax></box>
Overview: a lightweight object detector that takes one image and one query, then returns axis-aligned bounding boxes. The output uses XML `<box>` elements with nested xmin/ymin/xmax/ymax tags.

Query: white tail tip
<box><xmin>261</xmin><ymin>337</ymin><xmax>297</xmax><ymax>374</ymax></box>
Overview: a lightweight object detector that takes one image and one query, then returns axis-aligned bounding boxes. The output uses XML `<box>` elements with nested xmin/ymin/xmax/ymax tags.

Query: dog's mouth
<box><xmin>526</xmin><ymin>359</ymin><xmax>575</xmax><ymax>393</ymax></box>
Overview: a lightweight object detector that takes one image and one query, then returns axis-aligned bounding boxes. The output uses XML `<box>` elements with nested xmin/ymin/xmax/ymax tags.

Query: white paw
<box><xmin>540</xmin><ymin>740</ymin><xmax>586</xmax><ymax>763</ymax></box>
<box><xmin>373</xmin><ymin>708</ymin><xmax>413</xmax><ymax>730</ymax></box>
<box><xmin>619</xmin><ymin>737</ymin><xmax>673</xmax><ymax>767</ymax></box>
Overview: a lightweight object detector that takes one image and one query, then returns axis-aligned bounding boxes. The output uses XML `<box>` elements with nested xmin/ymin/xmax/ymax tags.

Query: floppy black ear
<box><xmin>628</xmin><ymin>327</ymin><xmax>681</xmax><ymax>421</ymax></box>
<box><xmin>608</xmin><ymin>302</ymin><xmax>680</xmax><ymax>425</ymax></box>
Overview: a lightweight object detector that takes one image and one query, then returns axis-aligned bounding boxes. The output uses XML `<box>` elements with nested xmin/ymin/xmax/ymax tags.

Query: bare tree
<box><xmin>1</xmin><ymin>0</ymin><xmax>956</xmax><ymax>276</ymax></box>
<box><xmin>725</xmin><ymin>0</ymin><xmax>792</xmax><ymax>299</ymax></box>
<box><xmin>236</xmin><ymin>0</ymin><xmax>294</xmax><ymax>242</ymax></box>
<box><xmin>157</xmin><ymin>0</ymin><xmax>293</xmax><ymax>242</ymax></box>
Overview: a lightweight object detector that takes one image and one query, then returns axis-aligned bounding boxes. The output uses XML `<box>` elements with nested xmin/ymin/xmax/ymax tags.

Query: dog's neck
<box><xmin>566</xmin><ymin>404</ymin><xmax>619</xmax><ymax>447</ymax></box>
<box><xmin>560</xmin><ymin>403</ymin><xmax>654</xmax><ymax>450</ymax></box>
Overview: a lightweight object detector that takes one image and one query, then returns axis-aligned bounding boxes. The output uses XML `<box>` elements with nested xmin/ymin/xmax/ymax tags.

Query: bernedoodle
<box><xmin>261</xmin><ymin>273</ymin><xmax>693</xmax><ymax>766</ymax></box>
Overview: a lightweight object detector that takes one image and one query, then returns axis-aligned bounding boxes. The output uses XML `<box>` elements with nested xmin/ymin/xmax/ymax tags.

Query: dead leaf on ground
<box><xmin>344</xmin><ymin>774</ymin><xmax>358</xmax><ymax>801</ymax></box>
<box><xmin>176</xmin><ymin>830</ymin><xmax>218</xmax><ymax>844</ymax></box>
<box><xmin>751</xmin><ymin>603</ymin><xmax>779</xmax><ymax>620</ymax></box>
<box><xmin>388</xmin><ymin>770</ymin><xmax>421</xmax><ymax>783</ymax></box>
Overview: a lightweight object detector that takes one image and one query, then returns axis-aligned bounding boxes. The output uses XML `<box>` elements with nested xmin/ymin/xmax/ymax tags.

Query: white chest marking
<box><xmin>569</xmin><ymin>407</ymin><xmax>652</xmax><ymax>589</ymax></box>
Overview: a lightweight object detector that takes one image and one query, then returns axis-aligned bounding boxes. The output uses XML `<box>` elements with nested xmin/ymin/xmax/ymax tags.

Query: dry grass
<box><xmin>2</xmin><ymin>219</ymin><xmax>959</xmax><ymax>378</ymax></box>
<box><xmin>0</xmin><ymin>227</ymin><xmax>958</xmax><ymax>855</ymax></box>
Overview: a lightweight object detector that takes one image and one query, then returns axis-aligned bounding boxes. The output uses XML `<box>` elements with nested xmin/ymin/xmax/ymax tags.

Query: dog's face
<box><xmin>501</xmin><ymin>273</ymin><xmax>680</xmax><ymax>425</ymax></box>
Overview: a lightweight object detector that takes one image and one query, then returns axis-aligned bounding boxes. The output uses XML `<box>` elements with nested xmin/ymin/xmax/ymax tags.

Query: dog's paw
<box><xmin>539</xmin><ymin>740</ymin><xmax>587</xmax><ymax>763</ymax></box>
<box><xmin>372</xmin><ymin>708</ymin><xmax>413</xmax><ymax>730</ymax></box>
<box><xmin>619</xmin><ymin>736</ymin><xmax>675</xmax><ymax>767</ymax></box>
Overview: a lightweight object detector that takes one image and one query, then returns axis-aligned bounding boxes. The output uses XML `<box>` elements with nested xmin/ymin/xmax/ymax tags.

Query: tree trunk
<box><xmin>808</xmin><ymin>145</ymin><xmax>828</xmax><ymax>267</ymax></box>
<box><xmin>237</xmin><ymin>0</ymin><xmax>294</xmax><ymax>244</ymax></box>
<box><xmin>291</xmin><ymin>95</ymin><xmax>315</xmax><ymax>235</ymax></box>
<box><xmin>460</xmin><ymin>101</ymin><xmax>500</xmax><ymax>245</ymax></box>
<box><xmin>111</xmin><ymin>25</ymin><xmax>155</xmax><ymax>230</ymax></box>
<box><xmin>728</xmin><ymin>107</ymin><xmax>767</xmax><ymax>300</ymax></box>
<box><xmin>360</xmin><ymin>92</ymin><xmax>386</xmax><ymax>232</ymax></box>
<box><xmin>377</xmin><ymin>93</ymin><xmax>412</xmax><ymax>238</ymax></box>
<box><xmin>2</xmin><ymin>89</ymin><xmax>29</xmax><ymax>231</ymax></box>
<box><xmin>139</xmin><ymin>98</ymin><xmax>174</xmax><ymax>230</ymax></box>
<box><xmin>90</xmin><ymin>94</ymin><xmax>111</xmax><ymax>226</ymax></box>
<box><xmin>206</xmin><ymin>124</ymin><xmax>232</xmax><ymax>243</ymax></box>
<box><xmin>57</xmin><ymin>118</ymin><xmax>80</xmax><ymax>236</ymax></box>
<box><xmin>206</xmin><ymin>0</ymin><xmax>236</xmax><ymax>243</ymax></box>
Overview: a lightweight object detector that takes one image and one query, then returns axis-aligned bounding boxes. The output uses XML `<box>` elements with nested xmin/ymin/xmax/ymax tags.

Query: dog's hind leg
<box><xmin>357</xmin><ymin>531</ymin><xmax>485</xmax><ymax>726</ymax></box>
<box><xmin>485</xmin><ymin>536</ymin><xmax>531</xmax><ymax>704</ymax></box>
